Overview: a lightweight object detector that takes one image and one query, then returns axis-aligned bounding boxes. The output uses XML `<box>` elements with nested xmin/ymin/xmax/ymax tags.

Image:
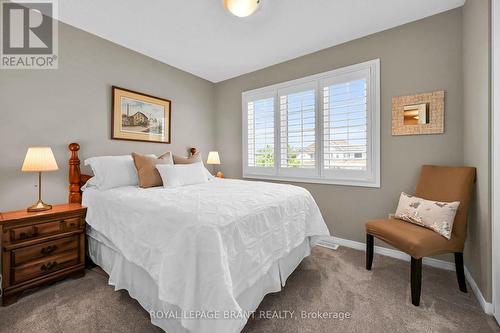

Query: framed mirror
<box><xmin>392</xmin><ymin>91</ymin><xmax>444</xmax><ymax>136</ymax></box>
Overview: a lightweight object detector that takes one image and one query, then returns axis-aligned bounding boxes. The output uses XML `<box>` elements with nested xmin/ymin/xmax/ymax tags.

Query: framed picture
<box><xmin>112</xmin><ymin>86</ymin><xmax>171</xmax><ymax>143</ymax></box>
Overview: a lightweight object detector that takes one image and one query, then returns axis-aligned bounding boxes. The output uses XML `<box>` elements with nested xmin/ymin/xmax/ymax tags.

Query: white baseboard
<box><xmin>464</xmin><ymin>267</ymin><xmax>494</xmax><ymax>315</ymax></box>
<box><xmin>317</xmin><ymin>235</ymin><xmax>493</xmax><ymax>315</ymax></box>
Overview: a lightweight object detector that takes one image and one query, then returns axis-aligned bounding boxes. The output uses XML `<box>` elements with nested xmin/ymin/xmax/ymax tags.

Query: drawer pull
<box><xmin>66</xmin><ymin>219</ymin><xmax>79</xmax><ymax>228</ymax></box>
<box><xmin>19</xmin><ymin>231</ymin><xmax>38</xmax><ymax>240</ymax></box>
<box><xmin>40</xmin><ymin>245</ymin><xmax>58</xmax><ymax>255</ymax></box>
<box><xmin>41</xmin><ymin>261</ymin><xmax>58</xmax><ymax>271</ymax></box>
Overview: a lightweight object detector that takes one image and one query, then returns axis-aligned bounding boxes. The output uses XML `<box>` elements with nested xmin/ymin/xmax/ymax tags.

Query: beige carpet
<box><xmin>0</xmin><ymin>247</ymin><xmax>498</xmax><ymax>333</ymax></box>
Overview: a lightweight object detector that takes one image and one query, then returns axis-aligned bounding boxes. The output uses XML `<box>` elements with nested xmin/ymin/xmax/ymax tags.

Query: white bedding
<box><xmin>82</xmin><ymin>178</ymin><xmax>330</xmax><ymax>333</ymax></box>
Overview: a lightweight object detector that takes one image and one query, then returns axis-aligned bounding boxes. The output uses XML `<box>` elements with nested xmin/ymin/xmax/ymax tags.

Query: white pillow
<box><xmin>84</xmin><ymin>155</ymin><xmax>140</xmax><ymax>190</ymax></box>
<box><xmin>156</xmin><ymin>162</ymin><xmax>209</xmax><ymax>188</ymax></box>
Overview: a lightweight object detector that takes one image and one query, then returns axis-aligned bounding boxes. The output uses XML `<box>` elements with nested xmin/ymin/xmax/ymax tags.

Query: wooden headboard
<box><xmin>68</xmin><ymin>143</ymin><xmax>92</xmax><ymax>204</ymax></box>
<box><xmin>68</xmin><ymin>143</ymin><xmax>199</xmax><ymax>204</ymax></box>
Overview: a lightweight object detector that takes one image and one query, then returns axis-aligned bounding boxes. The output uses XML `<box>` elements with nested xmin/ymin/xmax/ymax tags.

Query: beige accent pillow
<box><xmin>394</xmin><ymin>192</ymin><xmax>460</xmax><ymax>239</ymax></box>
<box><xmin>132</xmin><ymin>152</ymin><xmax>173</xmax><ymax>188</ymax></box>
<box><xmin>172</xmin><ymin>152</ymin><xmax>202</xmax><ymax>164</ymax></box>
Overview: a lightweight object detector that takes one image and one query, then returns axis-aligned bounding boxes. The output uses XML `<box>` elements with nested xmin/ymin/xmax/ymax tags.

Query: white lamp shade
<box><xmin>224</xmin><ymin>0</ymin><xmax>259</xmax><ymax>17</ymax></box>
<box><xmin>207</xmin><ymin>151</ymin><xmax>221</xmax><ymax>165</ymax></box>
<box><xmin>21</xmin><ymin>147</ymin><xmax>59</xmax><ymax>172</ymax></box>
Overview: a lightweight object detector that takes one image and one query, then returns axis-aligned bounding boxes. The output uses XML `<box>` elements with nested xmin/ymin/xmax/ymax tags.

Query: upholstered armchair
<box><xmin>365</xmin><ymin>165</ymin><xmax>476</xmax><ymax>306</ymax></box>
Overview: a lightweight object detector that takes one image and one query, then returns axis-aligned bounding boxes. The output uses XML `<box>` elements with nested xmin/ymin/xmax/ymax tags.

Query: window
<box><xmin>242</xmin><ymin>59</ymin><xmax>380</xmax><ymax>187</ymax></box>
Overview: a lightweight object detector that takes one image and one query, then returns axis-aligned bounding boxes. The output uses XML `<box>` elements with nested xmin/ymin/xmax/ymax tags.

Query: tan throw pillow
<box><xmin>132</xmin><ymin>152</ymin><xmax>173</xmax><ymax>188</ymax></box>
<box><xmin>394</xmin><ymin>192</ymin><xmax>460</xmax><ymax>239</ymax></box>
<box><xmin>173</xmin><ymin>152</ymin><xmax>202</xmax><ymax>164</ymax></box>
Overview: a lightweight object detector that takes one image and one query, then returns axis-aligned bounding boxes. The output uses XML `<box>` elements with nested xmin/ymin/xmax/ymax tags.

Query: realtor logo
<box><xmin>1</xmin><ymin>0</ymin><xmax>58</xmax><ymax>69</ymax></box>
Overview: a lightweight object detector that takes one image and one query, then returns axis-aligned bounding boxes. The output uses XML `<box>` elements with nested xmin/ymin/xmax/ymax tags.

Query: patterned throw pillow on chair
<box><xmin>394</xmin><ymin>192</ymin><xmax>460</xmax><ymax>240</ymax></box>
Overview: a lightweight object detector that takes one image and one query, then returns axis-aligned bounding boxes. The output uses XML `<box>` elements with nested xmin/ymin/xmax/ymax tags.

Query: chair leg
<box><xmin>366</xmin><ymin>234</ymin><xmax>374</xmax><ymax>270</ymax></box>
<box><xmin>411</xmin><ymin>257</ymin><xmax>422</xmax><ymax>306</ymax></box>
<box><xmin>454</xmin><ymin>252</ymin><xmax>467</xmax><ymax>293</ymax></box>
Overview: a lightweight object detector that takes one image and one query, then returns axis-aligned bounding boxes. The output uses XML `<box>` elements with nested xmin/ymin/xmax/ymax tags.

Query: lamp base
<box><xmin>27</xmin><ymin>200</ymin><xmax>52</xmax><ymax>212</ymax></box>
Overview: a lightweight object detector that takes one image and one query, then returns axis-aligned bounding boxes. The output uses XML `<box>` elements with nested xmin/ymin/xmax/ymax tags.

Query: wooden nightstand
<box><xmin>0</xmin><ymin>203</ymin><xmax>87</xmax><ymax>306</ymax></box>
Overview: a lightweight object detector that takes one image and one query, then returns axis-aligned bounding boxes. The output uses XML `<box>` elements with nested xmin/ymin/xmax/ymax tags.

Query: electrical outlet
<box><xmin>388</xmin><ymin>213</ymin><xmax>395</xmax><ymax>219</ymax></box>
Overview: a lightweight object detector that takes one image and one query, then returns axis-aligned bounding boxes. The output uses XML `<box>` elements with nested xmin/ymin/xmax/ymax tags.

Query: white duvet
<box><xmin>83</xmin><ymin>178</ymin><xmax>330</xmax><ymax>333</ymax></box>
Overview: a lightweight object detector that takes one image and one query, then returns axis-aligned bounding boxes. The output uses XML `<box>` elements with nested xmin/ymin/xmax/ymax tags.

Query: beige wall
<box><xmin>215</xmin><ymin>11</ymin><xmax>464</xmax><ymax>260</ymax></box>
<box><xmin>463</xmin><ymin>0</ymin><xmax>492</xmax><ymax>302</ymax></box>
<box><xmin>0</xmin><ymin>22</ymin><xmax>216</xmax><ymax>211</ymax></box>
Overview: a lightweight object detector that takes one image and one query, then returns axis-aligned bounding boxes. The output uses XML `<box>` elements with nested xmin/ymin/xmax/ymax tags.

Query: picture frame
<box><xmin>112</xmin><ymin>86</ymin><xmax>171</xmax><ymax>143</ymax></box>
<box><xmin>391</xmin><ymin>90</ymin><xmax>444</xmax><ymax>136</ymax></box>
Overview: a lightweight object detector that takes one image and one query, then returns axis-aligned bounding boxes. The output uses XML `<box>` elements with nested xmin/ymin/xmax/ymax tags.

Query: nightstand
<box><xmin>0</xmin><ymin>203</ymin><xmax>87</xmax><ymax>306</ymax></box>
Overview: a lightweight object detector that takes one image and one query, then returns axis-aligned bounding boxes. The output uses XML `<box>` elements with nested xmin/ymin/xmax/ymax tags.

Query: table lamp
<box><xmin>22</xmin><ymin>147</ymin><xmax>59</xmax><ymax>212</ymax></box>
<box><xmin>207</xmin><ymin>151</ymin><xmax>224</xmax><ymax>178</ymax></box>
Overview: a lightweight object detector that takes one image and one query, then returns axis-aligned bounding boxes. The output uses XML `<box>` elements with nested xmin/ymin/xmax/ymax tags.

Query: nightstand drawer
<box><xmin>12</xmin><ymin>236</ymin><xmax>79</xmax><ymax>266</ymax></box>
<box><xmin>63</xmin><ymin>217</ymin><xmax>84</xmax><ymax>231</ymax></box>
<box><xmin>12</xmin><ymin>251</ymin><xmax>79</xmax><ymax>285</ymax></box>
<box><xmin>9</xmin><ymin>220</ymin><xmax>63</xmax><ymax>242</ymax></box>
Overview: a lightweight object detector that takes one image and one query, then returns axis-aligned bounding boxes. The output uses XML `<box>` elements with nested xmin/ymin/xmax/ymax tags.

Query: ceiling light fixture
<box><xmin>224</xmin><ymin>0</ymin><xmax>260</xmax><ymax>18</ymax></box>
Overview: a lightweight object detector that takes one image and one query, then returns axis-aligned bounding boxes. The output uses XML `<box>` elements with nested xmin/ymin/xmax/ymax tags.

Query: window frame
<box><xmin>242</xmin><ymin>59</ymin><xmax>380</xmax><ymax>188</ymax></box>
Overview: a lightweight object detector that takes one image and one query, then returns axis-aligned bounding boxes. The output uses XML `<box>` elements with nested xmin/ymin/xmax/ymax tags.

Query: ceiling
<box><xmin>57</xmin><ymin>0</ymin><xmax>465</xmax><ymax>83</ymax></box>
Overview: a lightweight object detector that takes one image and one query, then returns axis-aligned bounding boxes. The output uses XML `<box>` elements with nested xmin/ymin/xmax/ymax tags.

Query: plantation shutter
<box><xmin>242</xmin><ymin>59</ymin><xmax>379</xmax><ymax>187</ymax></box>
<box><xmin>246</xmin><ymin>96</ymin><xmax>275</xmax><ymax>169</ymax></box>
<box><xmin>278</xmin><ymin>83</ymin><xmax>317</xmax><ymax>175</ymax></box>
<box><xmin>322</xmin><ymin>75</ymin><xmax>368</xmax><ymax>172</ymax></box>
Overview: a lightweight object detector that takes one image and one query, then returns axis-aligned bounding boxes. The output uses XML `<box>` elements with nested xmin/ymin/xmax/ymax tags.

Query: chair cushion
<box><xmin>365</xmin><ymin>219</ymin><xmax>463</xmax><ymax>259</ymax></box>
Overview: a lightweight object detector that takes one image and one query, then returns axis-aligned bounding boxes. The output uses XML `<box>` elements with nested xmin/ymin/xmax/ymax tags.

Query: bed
<box><xmin>67</xmin><ymin>143</ymin><xmax>331</xmax><ymax>333</ymax></box>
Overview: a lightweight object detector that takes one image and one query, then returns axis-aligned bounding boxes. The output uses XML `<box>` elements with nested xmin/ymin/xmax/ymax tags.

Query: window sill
<box><xmin>242</xmin><ymin>174</ymin><xmax>380</xmax><ymax>188</ymax></box>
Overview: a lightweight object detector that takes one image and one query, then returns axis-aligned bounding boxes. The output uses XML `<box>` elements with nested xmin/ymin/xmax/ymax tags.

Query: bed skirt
<box><xmin>87</xmin><ymin>227</ymin><xmax>312</xmax><ymax>333</ymax></box>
